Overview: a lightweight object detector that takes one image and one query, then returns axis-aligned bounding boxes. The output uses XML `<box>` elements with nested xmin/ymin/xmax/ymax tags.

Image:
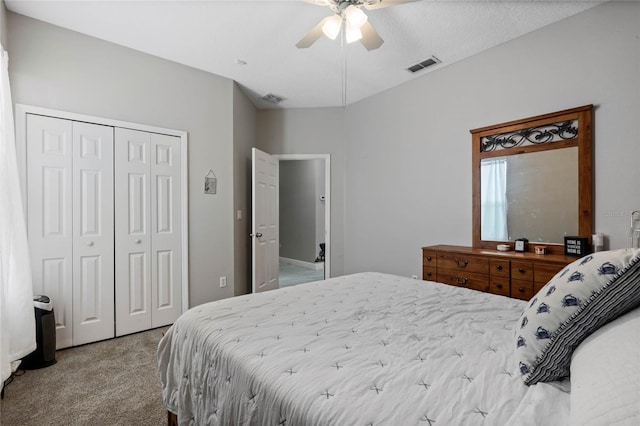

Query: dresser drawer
<box><xmin>437</xmin><ymin>253</ymin><xmax>489</xmax><ymax>274</ymax></box>
<box><xmin>423</xmin><ymin>250</ymin><xmax>437</xmax><ymax>267</ymax></box>
<box><xmin>423</xmin><ymin>266</ymin><xmax>437</xmax><ymax>281</ymax></box>
<box><xmin>511</xmin><ymin>261</ymin><xmax>533</xmax><ymax>281</ymax></box>
<box><xmin>534</xmin><ymin>262</ymin><xmax>565</xmax><ymax>284</ymax></box>
<box><xmin>490</xmin><ymin>278</ymin><xmax>510</xmax><ymax>297</ymax></box>
<box><xmin>437</xmin><ymin>270</ymin><xmax>490</xmax><ymax>293</ymax></box>
<box><xmin>490</xmin><ymin>259</ymin><xmax>510</xmax><ymax>278</ymax></box>
<box><xmin>511</xmin><ymin>279</ymin><xmax>534</xmax><ymax>301</ymax></box>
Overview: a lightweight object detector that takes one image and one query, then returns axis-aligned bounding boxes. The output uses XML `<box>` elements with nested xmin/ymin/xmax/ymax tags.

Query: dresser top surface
<box><xmin>422</xmin><ymin>244</ymin><xmax>578</xmax><ymax>264</ymax></box>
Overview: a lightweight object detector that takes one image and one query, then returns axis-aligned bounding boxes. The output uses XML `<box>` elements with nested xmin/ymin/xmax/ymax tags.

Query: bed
<box><xmin>158</xmin><ymin>250</ymin><xmax>640</xmax><ymax>426</ymax></box>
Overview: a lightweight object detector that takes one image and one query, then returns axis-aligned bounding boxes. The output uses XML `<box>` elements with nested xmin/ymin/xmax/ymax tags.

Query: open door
<box><xmin>251</xmin><ymin>148</ymin><xmax>279</xmax><ymax>292</ymax></box>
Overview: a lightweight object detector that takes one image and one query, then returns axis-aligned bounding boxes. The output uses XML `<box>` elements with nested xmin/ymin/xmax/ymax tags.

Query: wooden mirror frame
<box><xmin>471</xmin><ymin>105</ymin><xmax>593</xmax><ymax>255</ymax></box>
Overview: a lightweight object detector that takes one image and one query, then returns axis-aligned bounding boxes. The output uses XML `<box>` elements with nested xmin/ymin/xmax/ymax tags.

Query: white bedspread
<box><xmin>158</xmin><ymin>272</ymin><xmax>570</xmax><ymax>425</ymax></box>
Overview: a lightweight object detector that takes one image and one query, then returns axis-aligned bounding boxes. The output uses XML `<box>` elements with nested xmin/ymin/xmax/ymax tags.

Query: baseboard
<box><xmin>280</xmin><ymin>256</ymin><xmax>324</xmax><ymax>271</ymax></box>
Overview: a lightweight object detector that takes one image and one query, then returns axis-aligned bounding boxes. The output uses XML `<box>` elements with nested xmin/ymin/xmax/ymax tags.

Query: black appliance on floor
<box><xmin>20</xmin><ymin>295</ymin><xmax>57</xmax><ymax>370</ymax></box>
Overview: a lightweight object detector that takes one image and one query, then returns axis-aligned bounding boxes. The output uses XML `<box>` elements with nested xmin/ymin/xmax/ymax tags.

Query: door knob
<box><xmin>135</xmin><ymin>239</ymin><xmax>142</xmax><ymax>244</ymax></box>
<box><xmin>87</xmin><ymin>241</ymin><xmax>94</xmax><ymax>247</ymax></box>
<box><xmin>250</xmin><ymin>233</ymin><xmax>263</xmax><ymax>238</ymax></box>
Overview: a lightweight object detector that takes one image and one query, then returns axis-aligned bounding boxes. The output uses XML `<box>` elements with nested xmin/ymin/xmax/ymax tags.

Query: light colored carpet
<box><xmin>279</xmin><ymin>261</ymin><xmax>325</xmax><ymax>287</ymax></box>
<box><xmin>1</xmin><ymin>328</ymin><xmax>167</xmax><ymax>426</ymax></box>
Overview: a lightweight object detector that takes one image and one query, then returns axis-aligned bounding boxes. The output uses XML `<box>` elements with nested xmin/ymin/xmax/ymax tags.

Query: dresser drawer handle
<box><xmin>426</xmin><ymin>272</ymin><xmax>432</xmax><ymax>277</ymax></box>
<box><xmin>455</xmin><ymin>259</ymin><xmax>468</xmax><ymax>268</ymax></box>
<box><xmin>518</xmin><ymin>268</ymin><xmax>526</xmax><ymax>274</ymax></box>
<box><xmin>518</xmin><ymin>287</ymin><xmax>526</xmax><ymax>293</ymax></box>
<box><xmin>496</xmin><ymin>265</ymin><xmax>503</xmax><ymax>271</ymax></box>
<box><xmin>455</xmin><ymin>276</ymin><xmax>468</xmax><ymax>285</ymax></box>
<box><xmin>496</xmin><ymin>283</ymin><xmax>503</xmax><ymax>289</ymax></box>
<box><xmin>426</xmin><ymin>256</ymin><xmax>432</xmax><ymax>261</ymax></box>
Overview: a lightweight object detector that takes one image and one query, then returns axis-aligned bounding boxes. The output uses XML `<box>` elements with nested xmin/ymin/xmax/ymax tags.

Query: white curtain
<box><xmin>0</xmin><ymin>45</ymin><xmax>36</xmax><ymax>392</ymax></box>
<box><xmin>481</xmin><ymin>158</ymin><xmax>509</xmax><ymax>241</ymax></box>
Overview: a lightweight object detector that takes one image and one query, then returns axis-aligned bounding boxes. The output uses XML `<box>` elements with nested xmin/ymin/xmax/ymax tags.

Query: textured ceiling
<box><xmin>5</xmin><ymin>0</ymin><xmax>603</xmax><ymax>109</ymax></box>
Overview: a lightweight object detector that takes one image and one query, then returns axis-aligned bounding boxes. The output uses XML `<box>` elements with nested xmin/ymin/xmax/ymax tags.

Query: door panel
<box><xmin>72</xmin><ymin>121</ymin><xmax>114</xmax><ymax>346</ymax></box>
<box><xmin>115</xmin><ymin>128</ymin><xmax>152</xmax><ymax>336</ymax></box>
<box><xmin>26</xmin><ymin>114</ymin><xmax>74</xmax><ymax>349</ymax></box>
<box><xmin>150</xmin><ymin>134</ymin><xmax>182</xmax><ymax>327</ymax></box>
<box><xmin>252</xmin><ymin>148</ymin><xmax>279</xmax><ymax>293</ymax></box>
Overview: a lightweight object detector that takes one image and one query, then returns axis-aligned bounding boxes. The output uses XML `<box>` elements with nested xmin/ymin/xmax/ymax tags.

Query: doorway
<box><xmin>276</xmin><ymin>154</ymin><xmax>330</xmax><ymax>287</ymax></box>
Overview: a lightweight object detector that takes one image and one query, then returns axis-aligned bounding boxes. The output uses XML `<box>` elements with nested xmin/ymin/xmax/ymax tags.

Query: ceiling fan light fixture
<box><xmin>322</xmin><ymin>14</ymin><xmax>342</xmax><ymax>40</ymax></box>
<box><xmin>345</xmin><ymin>22</ymin><xmax>363</xmax><ymax>43</ymax></box>
<box><xmin>344</xmin><ymin>5</ymin><xmax>368</xmax><ymax>29</ymax></box>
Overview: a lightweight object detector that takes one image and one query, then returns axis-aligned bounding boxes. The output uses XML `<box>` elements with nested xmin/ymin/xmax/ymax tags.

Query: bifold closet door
<box><xmin>26</xmin><ymin>115</ymin><xmax>115</xmax><ymax>349</ymax></box>
<box><xmin>115</xmin><ymin>128</ymin><xmax>182</xmax><ymax>336</ymax></box>
<box><xmin>71</xmin><ymin>122</ymin><xmax>115</xmax><ymax>346</ymax></box>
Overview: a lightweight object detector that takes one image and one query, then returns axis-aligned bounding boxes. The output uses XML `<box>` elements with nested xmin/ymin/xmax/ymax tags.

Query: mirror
<box><xmin>481</xmin><ymin>147</ymin><xmax>578</xmax><ymax>244</ymax></box>
<box><xmin>472</xmin><ymin>105</ymin><xmax>593</xmax><ymax>254</ymax></box>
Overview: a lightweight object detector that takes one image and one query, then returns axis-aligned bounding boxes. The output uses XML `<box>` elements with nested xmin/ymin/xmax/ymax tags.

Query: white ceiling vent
<box><xmin>261</xmin><ymin>93</ymin><xmax>287</xmax><ymax>104</ymax></box>
<box><xmin>407</xmin><ymin>56</ymin><xmax>441</xmax><ymax>73</ymax></box>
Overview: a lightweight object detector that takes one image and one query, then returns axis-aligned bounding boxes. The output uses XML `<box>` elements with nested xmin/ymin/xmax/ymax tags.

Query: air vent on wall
<box><xmin>261</xmin><ymin>93</ymin><xmax>287</xmax><ymax>104</ymax></box>
<box><xmin>407</xmin><ymin>56</ymin><xmax>441</xmax><ymax>73</ymax></box>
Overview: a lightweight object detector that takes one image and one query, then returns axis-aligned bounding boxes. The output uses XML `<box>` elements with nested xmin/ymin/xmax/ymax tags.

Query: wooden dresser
<box><xmin>422</xmin><ymin>245</ymin><xmax>578</xmax><ymax>300</ymax></box>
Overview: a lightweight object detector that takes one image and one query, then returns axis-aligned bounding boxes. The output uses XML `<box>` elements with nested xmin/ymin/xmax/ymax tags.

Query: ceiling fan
<box><xmin>296</xmin><ymin>0</ymin><xmax>418</xmax><ymax>51</ymax></box>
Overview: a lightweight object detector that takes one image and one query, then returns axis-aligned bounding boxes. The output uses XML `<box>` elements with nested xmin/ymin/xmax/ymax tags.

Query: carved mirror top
<box><xmin>471</xmin><ymin>105</ymin><xmax>593</xmax><ymax>255</ymax></box>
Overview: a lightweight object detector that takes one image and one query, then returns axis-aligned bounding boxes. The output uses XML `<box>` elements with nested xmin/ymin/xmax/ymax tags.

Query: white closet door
<box><xmin>26</xmin><ymin>114</ymin><xmax>74</xmax><ymax>349</ymax></box>
<box><xmin>115</xmin><ymin>128</ymin><xmax>152</xmax><ymax>336</ymax></box>
<box><xmin>150</xmin><ymin>133</ymin><xmax>182</xmax><ymax>328</ymax></box>
<box><xmin>71</xmin><ymin>122</ymin><xmax>115</xmax><ymax>345</ymax></box>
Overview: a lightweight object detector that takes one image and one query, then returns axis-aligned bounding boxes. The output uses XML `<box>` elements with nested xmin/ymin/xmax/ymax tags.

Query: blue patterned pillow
<box><xmin>515</xmin><ymin>248</ymin><xmax>640</xmax><ymax>385</ymax></box>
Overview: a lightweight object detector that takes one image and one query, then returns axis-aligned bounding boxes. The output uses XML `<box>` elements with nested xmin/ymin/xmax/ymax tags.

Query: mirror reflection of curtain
<box><xmin>481</xmin><ymin>158</ymin><xmax>508</xmax><ymax>241</ymax></box>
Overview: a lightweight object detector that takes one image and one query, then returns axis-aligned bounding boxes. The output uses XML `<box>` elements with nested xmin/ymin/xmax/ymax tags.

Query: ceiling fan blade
<box><xmin>363</xmin><ymin>0</ymin><xmax>420</xmax><ymax>11</ymax></box>
<box><xmin>359</xmin><ymin>21</ymin><xmax>384</xmax><ymax>51</ymax></box>
<box><xmin>296</xmin><ymin>16</ymin><xmax>331</xmax><ymax>49</ymax></box>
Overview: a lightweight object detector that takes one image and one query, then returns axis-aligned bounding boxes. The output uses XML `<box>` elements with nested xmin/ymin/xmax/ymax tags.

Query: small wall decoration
<box><xmin>564</xmin><ymin>236</ymin><xmax>590</xmax><ymax>257</ymax></box>
<box><xmin>204</xmin><ymin>170</ymin><xmax>217</xmax><ymax>195</ymax></box>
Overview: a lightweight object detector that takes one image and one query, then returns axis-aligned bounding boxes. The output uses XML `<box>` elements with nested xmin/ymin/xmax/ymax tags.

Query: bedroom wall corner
<box><xmin>232</xmin><ymin>84</ymin><xmax>256</xmax><ymax>296</ymax></box>
<box><xmin>342</xmin><ymin>0</ymin><xmax>640</xmax><ymax>277</ymax></box>
<box><xmin>7</xmin><ymin>12</ymin><xmax>237</xmax><ymax>308</ymax></box>
<box><xmin>256</xmin><ymin>107</ymin><xmax>346</xmax><ymax>278</ymax></box>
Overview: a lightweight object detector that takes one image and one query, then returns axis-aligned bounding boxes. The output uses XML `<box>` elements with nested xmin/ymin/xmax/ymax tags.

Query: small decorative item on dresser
<box><xmin>535</xmin><ymin>246</ymin><xmax>546</xmax><ymax>255</ymax></box>
<box><xmin>514</xmin><ymin>238</ymin><xmax>528</xmax><ymax>252</ymax></box>
<box><xmin>497</xmin><ymin>244</ymin><xmax>510</xmax><ymax>252</ymax></box>
<box><xmin>564</xmin><ymin>236</ymin><xmax>590</xmax><ymax>256</ymax></box>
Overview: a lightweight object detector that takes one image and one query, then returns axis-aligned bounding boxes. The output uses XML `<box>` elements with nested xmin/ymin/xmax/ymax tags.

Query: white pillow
<box><xmin>569</xmin><ymin>307</ymin><xmax>640</xmax><ymax>426</ymax></box>
<box><xmin>515</xmin><ymin>248</ymin><xmax>640</xmax><ymax>385</ymax></box>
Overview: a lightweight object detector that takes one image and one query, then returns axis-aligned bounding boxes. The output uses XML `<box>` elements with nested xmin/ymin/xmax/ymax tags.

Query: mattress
<box><xmin>158</xmin><ymin>272</ymin><xmax>570</xmax><ymax>425</ymax></box>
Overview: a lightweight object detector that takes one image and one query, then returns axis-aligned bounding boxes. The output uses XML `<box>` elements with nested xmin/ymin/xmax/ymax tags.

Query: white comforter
<box><xmin>158</xmin><ymin>272</ymin><xmax>570</xmax><ymax>425</ymax></box>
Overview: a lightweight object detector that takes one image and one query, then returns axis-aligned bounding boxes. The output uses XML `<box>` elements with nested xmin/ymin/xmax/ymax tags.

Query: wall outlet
<box><xmin>411</xmin><ymin>275</ymin><xmax>418</xmax><ymax>279</ymax></box>
<box><xmin>219</xmin><ymin>276</ymin><xmax>227</xmax><ymax>288</ymax></box>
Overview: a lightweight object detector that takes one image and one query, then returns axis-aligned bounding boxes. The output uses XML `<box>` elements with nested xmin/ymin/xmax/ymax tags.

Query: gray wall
<box><xmin>280</xmin><ymin>160</ymin><xmax>319</xmax><ymax>263</ymax></box>
<box><xmin>1</xmin><ymin>2</ymin><xmax>7</xmax><ymax>46</ymax></box>
<box><xmin>7</xmin><ymin>12</ymin><xmax>238</xmax><ymax>307</ymax></box>
<box><xmin>257</xmin><ymin>2</ymin><xmax>640</xmax><ymax>279</ymax></box>
<box><xmin>256</xmin><ymin>108</ymin><xmax>346</xmax><ymax>277</ymax></box>
<box><xmin>343</xmin><ymin>1</ymin><xmax>639</xmax><ymax>276</ymax></box>
<box><xmin>232</xmin><ymin>83</ymin><xmax>256</xmax><ymax>296</ymax></box>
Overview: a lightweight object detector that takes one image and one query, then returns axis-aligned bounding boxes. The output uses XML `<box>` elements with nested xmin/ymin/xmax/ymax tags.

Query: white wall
<box><xmin>256</xmin><ymin>108</ymin><xmax>346</xmax><ymax>277</ymax></box>
<box><xmin>232</xmin><ymin>83</ymin><xmax>256</xmax><ymax>296</ymax></box>
<box><xmin>7</xmin><ymin>12</ymin><xmax>238</xmax><ymax>306</ymax></box>
<box><xmin>343</xmin><ymin>1</ymin><xmax>640</xmax><ymax>277</ymax></box>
